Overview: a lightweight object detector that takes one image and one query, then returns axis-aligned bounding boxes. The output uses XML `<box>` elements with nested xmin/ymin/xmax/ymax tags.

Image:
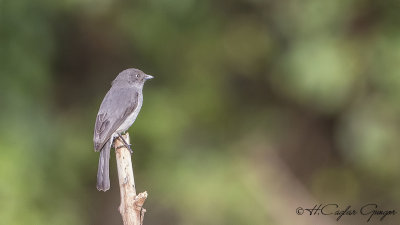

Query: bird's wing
<box><xmin>93</xmin><ymin>87</ymin><xmax>139</xmax><ymax>151</ymax></box>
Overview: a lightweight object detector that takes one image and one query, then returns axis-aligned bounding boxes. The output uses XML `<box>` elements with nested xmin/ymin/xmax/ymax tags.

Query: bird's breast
<box><xmin>116</xmin><ymin>93</ymin><xmax>143</xmax><ymax>133</ymax></box>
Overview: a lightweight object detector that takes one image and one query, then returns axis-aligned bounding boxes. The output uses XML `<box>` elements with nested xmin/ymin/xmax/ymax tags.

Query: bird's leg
<box><xmin>116</xmin><ymin>133</ymin><xmax>133</xmax><ymax>154</ymax></box>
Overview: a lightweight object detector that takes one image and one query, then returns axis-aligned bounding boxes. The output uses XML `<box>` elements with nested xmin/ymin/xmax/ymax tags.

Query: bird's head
<box><xmin>112</xmin><ymin>68</ymin><xmax>153</xmax><ymax>87</ymax></box>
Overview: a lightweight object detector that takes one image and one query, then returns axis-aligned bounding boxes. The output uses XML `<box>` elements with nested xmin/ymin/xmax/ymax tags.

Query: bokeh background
<box><xmin>1</xmin><ymin>0</ymin><xmax>400</xmax><ymax>224</ymax></box>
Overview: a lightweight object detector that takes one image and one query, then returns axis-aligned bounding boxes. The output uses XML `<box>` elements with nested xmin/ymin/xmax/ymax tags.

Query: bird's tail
<box><xmin>97</xmin><ymin>138</ymin><xmax>111</xmax><ymax>191</ymax></box>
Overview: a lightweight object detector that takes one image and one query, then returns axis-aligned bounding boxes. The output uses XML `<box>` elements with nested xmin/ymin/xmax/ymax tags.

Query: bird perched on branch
<box><xmin>93</xmin><ymin>68</ymin><xmax>153</xmax><ymax>191</ymax></box>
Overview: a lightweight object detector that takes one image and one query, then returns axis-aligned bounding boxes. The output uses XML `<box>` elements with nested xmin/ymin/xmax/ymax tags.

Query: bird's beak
<box><xmin>145</xmin><ymin>74</ymin><xmax>154</xmax><ymax>80</ymax></box>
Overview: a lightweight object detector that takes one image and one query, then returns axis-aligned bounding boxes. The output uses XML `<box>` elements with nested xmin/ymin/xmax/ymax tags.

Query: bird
<box><xmin>93</xmin><ymin>68</ymin><xmax>153</xmax><ymax>191</ymax></box>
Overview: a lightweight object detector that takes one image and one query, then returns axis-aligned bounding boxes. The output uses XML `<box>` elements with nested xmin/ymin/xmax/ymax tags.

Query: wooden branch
<box><xmin>114</xmin><ymin>133</ymin><xmax>148</xmax><ymax>225</ymax></box>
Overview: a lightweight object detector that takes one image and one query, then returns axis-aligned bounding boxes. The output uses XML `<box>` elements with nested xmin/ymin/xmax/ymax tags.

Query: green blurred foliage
<box><xmin>1</xmin><ymin>0</ymin><xmax>400</xmax><ymax>224</ymax></box>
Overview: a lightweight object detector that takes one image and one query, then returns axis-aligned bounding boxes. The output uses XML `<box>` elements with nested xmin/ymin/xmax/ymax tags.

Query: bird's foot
<box><xmin>117</xmin><ymin>133</ymin><xmax>134</xmax><ymax>154</ymax></box>
<box><xmin>116</xmin><ymin>144</ymin><xmax>133</xmax><ymax>153</ymax></box>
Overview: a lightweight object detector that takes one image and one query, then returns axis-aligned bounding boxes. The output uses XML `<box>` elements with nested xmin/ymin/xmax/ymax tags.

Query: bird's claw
<box><xmin>115</xmin><ymin>144</ymin><xmax>133</xmax><ymax>154</ymax></box>
<box><xmin>116</xmin><ymin>133</ymin><xmax>134</xmax><ymax>154</ymax></box>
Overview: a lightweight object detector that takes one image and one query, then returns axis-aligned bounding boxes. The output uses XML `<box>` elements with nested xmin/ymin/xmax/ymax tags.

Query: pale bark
<box><xmin>115</xmin><ymin>133</ymin><xmax>147</xmax><ymax>225</ymax></box>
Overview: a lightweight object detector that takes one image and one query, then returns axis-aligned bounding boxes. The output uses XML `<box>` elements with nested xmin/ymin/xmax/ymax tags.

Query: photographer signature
<box><xmin>296</xmin><ymin>203</ymin><xmax>397</xmax><ymax>222</ymax></box>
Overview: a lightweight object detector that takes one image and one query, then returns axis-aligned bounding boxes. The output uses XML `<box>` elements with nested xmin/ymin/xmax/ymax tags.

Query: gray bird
<box><xmin>94</xmin><ymin>68</ymin><xmax>153</xmax><ymax>191</ymax></box>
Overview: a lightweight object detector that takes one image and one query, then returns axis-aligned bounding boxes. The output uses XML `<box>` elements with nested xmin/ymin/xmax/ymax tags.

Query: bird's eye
<box><xmin>136</xmin><ymin>74</ymin><xmax>139</xmax><ymax>78</ymax></box>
